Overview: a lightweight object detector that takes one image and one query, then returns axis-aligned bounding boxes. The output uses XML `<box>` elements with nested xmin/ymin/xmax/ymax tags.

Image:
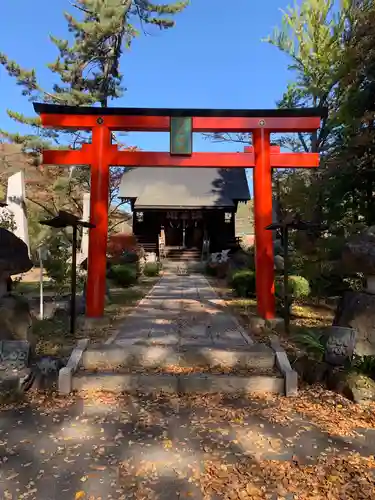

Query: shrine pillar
<box><xmin>86</xmin><ymin>123</ymin><xmax>111</xmax><ymax>318</ymax></box>
<box><xmin>253</xmin><ymin>128</ymin><xmax>275</xmax><ymax>319</ymax></box>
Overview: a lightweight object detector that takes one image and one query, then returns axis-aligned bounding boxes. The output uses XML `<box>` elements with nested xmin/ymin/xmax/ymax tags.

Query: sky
<box><xmin>0</xmin><ymin>0</ymin><xmax>295</xmax><ymax>192</ymax></box>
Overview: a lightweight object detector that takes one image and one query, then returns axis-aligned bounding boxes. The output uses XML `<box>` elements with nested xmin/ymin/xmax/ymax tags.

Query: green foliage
<box><xmin>292</xmin><ymin>328</ymin><xmax>327</xmax><ymax>360</ymax></box>
<box><xmin>143</xmin><ymin>262</ymin><xmax>160</xmax><ymax>277</ymax></box>
<box><xmin>275</xmin><ymin>275</ymin><xmax>311</xmax><ymax>300</ymax></box>
<box><xmin>111</xmin><ymin>263</ymin><xmax>137</xmax><ymax>287</ymax></box>
<box><xmin>351</xmin><ymin>355</ymin><xmax>375</xmax><ymax>378</ymax></box>
<box><xmin>118</xmin><ymin>250</ymin><xmax>138</xmax><ymax>265</ymax></box>
<box><xmin>0</xmin><ymin>0</ymin><xmax>188</xmax><ymax>152</ymax></box>
<box><xmin>230</xmin><ymin>269</ymin><xmax>256</xmax><ymax>298</ymax></box>
<box><xmin>43</xmin><ymin>234</ymin><xmax>72</xmax><ymax>294</ymax></box>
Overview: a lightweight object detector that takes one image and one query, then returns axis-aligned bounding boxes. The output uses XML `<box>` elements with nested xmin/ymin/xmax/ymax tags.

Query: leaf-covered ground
<box><xmin>209</xmin><ymin>277</ymin><xmax>334</xmax><ymax>358</ymax></box>
<box><xmin>1</xmin><ymin>387</ymin><xmax>375</xmax><ymax>499</ymax></box>
<box><xmin>30</xmin><ymin>277</ymin><xmax>159</xmax><ymax>357</ymax></box>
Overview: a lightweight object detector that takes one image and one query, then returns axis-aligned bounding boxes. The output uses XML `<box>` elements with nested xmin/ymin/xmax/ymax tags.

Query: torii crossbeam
<box><xmin>33</xmin><ymin>104</ymin><xmax>327</xmax><ymax>320</ymax></box>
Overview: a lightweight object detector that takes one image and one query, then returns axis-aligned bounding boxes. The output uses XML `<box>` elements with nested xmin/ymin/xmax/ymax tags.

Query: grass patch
<box><xmin>208</xmin><ymin>276</ymin><xmax>334</xmax><ymax>359</ymax></box>
<box><xmin>15</xmin><ymin>280</ymin><xmax>83</xmax><ymax>297</ymax></box>
<box><xmin>32</xmin><ymin>277</ymin><xmax>159</xmax><ymax>358</ymax></box>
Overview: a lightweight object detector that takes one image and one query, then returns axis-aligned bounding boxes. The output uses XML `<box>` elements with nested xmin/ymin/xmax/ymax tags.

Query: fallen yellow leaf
<box><xmin>75</xmin><ymin>492</ymin><xmax>85</xmax><ymax>500</ymax></box>
<box><xmin>327</xmin><ymin>475</ymin><xmax>339</xmax><ymax>482</ymax></box>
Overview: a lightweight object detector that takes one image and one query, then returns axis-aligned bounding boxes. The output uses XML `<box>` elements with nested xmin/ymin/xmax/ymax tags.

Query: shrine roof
<box><xmin>118</xmin><ymin>167</ymin><xmax>250</xmax><ymax>209</ymax></box>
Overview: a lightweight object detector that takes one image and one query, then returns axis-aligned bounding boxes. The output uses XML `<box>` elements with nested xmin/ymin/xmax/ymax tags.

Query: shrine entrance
<box><xmin>165</xmin><ymin>211</ymin><xmax>204</xmax><ymax>249</ymax></box>
<box><xmin>33</xmin><ymin>104</ymin><xmax>326</xmax><ymax>320</ymax></box>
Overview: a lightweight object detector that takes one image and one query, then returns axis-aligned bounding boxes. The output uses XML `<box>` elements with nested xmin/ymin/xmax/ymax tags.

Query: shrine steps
<box><xmin>165</xmin><ymin>247</ymin><xmax>201</xmax><ymax>261</ymax></box>
<box><xmin>163</xmin><ymin>247</ymin><xmax>203</xmax><ymax>272</ymax></box>
<box><xmin>59</xmin><ymin>342</ymin><xmax>295</xmax><ymax>397</ymax></box>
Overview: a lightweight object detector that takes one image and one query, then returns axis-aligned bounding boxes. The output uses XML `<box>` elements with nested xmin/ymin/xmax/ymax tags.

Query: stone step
<box><xmin>81</xmin><ymin>343</ymin><xmax>275</xmax><ymax>371</ymax></box>
<box><xmin>72</xmin><ymin>371</ymin><xmax>284</xmax><ymax>395</ymax></box>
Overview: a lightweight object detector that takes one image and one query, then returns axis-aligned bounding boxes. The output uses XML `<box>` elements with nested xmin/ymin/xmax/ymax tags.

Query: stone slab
<box><xmin>66</xmin><ymin>338</ymin><xmax>89</xmax><ymax>372</ymax></box>
<box><xmin>6</xmin><ymin>170</ymin><xmax>30</xmax><ymax>253</ymax></box>
<box><xmin>72</xmin><ymin>373</ymin><xmax>178</xmax><ymax>393</ymax></box>
<box><xmin>82</xmin><ymin>345</ymin><xmax>180</xmax><ymax>370</ymax></box>
<box><xmin>179</xmin><ymin>373</ymin><xmax>284</xmax><ymax>394</ymax></box>
<box><xmin>269</xmin><ymin>334</ymin><xmax>298</xmax><ymax>396</ymax></box>
<box><xmin>58</xmin><ymin>339</ymin><xmax>89</xmax><ymax>395</ymax></box>
<box><xmin>324</xmin><ymin>326</ymin><xmax>357</xmax><ymax>366</ymax></box>
<box><xmin>72</xmin><ymin>372</ymin><xmax>283</xmax><ymax>395</ymax></box>
<box><xmin>179</xmin><ymin>344</ymin><xmax>275</xmax><ymax>369</ymax></box>
<box><xmin>81</xmin><ymin>344</ymin><xmax>275</xmax><ymax>370</ymax></box>
<box><xmin>0</xmin><ymin>340</ymin><xmax>30</xmax><ymax>370</ymax></box>
<box><xmin>210</xmin><ymin>329</ymin><xmax>248</xmax><ymax>345</ymax></box>
<box><xmin>80</xmin><ymin>192</ymin><xmax>90</xmax><ymax>257</ymax></box>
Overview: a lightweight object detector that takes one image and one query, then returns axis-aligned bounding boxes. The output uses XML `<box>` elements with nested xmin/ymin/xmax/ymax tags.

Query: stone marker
<box><xmin>0</xmin><ymin>340</ymin><xmax>30</xmax><ymax>369</ymax></box>
<box><xmin>324</xmin><ymin>326</ymin><xmax>356</xmax><ymax>366</ymax></box>
<box><xmin>80</xmin><ymin>192</ymin><xmax>90</xmax><ymax>258</ymax></box>
<box><xmin>6</xmin><ymin>171</ymin><xmax>30</xmax><ymax>254</ymax></box>
<box><xmin>0</xmin><ymin>340</ymin><xmax>32</xmax><ymax>396</ymax></box>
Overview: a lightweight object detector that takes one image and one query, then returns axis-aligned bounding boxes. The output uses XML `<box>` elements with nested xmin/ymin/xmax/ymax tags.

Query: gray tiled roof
<box><xmin>118</xmin><ymin>167</ymin><xmax>250</xmax><ymax>208</ymax></box>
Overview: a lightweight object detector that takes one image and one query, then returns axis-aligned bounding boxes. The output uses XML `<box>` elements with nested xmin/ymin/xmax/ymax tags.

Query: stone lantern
<box><xmin>334</xmin><ymin>226</ymin><xmax>375</xmax><ymax>355</ymax></box>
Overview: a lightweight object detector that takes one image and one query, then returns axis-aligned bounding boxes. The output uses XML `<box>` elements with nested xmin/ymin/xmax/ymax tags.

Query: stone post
<box><xmin>6</xmin><ymin>171</ymin><xmax>30</xmax><ymax>255</ymax></box>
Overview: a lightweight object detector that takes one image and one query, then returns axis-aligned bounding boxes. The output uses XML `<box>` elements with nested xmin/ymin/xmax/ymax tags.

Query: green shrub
<box><xmin>289</xmin><ymin>275</ymin><xmax>311</xmax><ymax>299</ymax></box>
<box><xmin>230</xmin><ymin>269</ymin><xmax>256</xmax><ymax>297</ymax></box>
<box><xmin>143</xmin><ymin>262</ymin><xmax>160</xmax><ymax>277</ymax></box>
<box><xmin>291</xmin><ymin>328</ymin><xmax>326</xmax><ymax>360</ymax></box>
<box><xmin>119</xmin><ymin>250</ymin><xmax>138</xmax><ymax>264</ymax></box>
<box><xmin>352</xmin><ymin>355</ymin><xmax>375</xmax><ymax>377</ymax></box>
<box><xmin>275</xmin><ymin>275</ymin><xmax>310</xmax><ymax>300</ymax></box>
<box><xmin>43</xmin><ymin>234</ymin><xmax>71</xmax><ymax>294</ymax></box>
<box><xmin>111</xmin><ymin>264</ymin><xmax>137</xmax><ymax>287</ymax></box>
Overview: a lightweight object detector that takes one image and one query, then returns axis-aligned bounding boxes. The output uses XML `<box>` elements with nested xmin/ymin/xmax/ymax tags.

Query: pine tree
<box><xmin>0</xmin><ymin>0</ymin><xmax>187</xmax><ymax>240</ymax></box>
<box><xmin>0</xmin><ymin>0</ymin><xmax>188</xmax><ymax>154</ymax></box>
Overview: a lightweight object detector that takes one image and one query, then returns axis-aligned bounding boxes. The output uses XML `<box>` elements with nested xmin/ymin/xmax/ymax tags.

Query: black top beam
<box><xmin>33</xmin><ymin>103</ymin><xmax>328</xmax><ymax>119</ymax></box>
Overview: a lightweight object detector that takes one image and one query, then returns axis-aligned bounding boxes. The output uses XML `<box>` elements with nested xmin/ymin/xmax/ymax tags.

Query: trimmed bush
<box><xmin>143</xmin><ymin>262</ymin><xmax>160</xmax><ymax>277</ymax></box>
<box><xmin>230</xmin><ymin>269</ymin><xmax>256</xmax><ymax>297</ymax></box>
<box><xmin>118</xmin><ymin>250</ymin><xmax>138</xmax><ymax>264</ymax></box>
<box><xmin>275</xmin><ymin>275</ymin><xmax>311</xmax><ymax>300</ymax></box>
<box><xmin>111</xmin><ymin>264</ymin><xmax>137</xmax><ymax>287</ymax></box>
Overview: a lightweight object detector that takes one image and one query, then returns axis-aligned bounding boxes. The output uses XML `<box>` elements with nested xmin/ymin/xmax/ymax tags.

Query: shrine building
<box><xmin>118</xmin><ymin>167</ymin><xmax>251</xmax><ymax>257</ymax></box>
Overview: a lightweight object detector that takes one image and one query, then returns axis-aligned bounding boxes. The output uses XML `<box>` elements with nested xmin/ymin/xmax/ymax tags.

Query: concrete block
<box><xmin>269</xmin><ymin>335</ymin><xmax>293</xmax><ymax>371</ymax></box>
<box><xmin>178</xmin><ymin>374</ymin><xmax>284</xmax><ymax>395</ymax></box>
<box><xmin>72</xmin><ymin>372</ymin><xmax>178</xmax><ymax>394</ymax></box>
<box><xmin>66</xmin><ymin>338</ymin><xmax>89</xmax><ymax>372</ymax></box>
<box><xmin>285</xmin><ymin>369</ymin><xmax>298</xmax><ymax>397</ymax></box>
<box><xmin>137</xmin><ymin>374</ymin><xmax>178</xmax><ymax>393</ymax></box>
<box><xmin>179</xmin><ymin>344</ymin><xmax>275</xmax><ymax>369</ymax></box>
<box><xmin>59</xmin><ymin>367</ymin><xmax>72</xmax><ymax>395</ymax></box>
<box><xmin>269</xmin><ymin>334</ymin><xmax>298</xmax><ymax>397</ymax></box>
<box><xmin>58</xmin><ymin>339</ymin><xmax>89</xmax><ymax>395</ymax></box>
<box><xmin>82</xmin><ymin>345</ymin><xmax>179</xmax><ymax>370</ymax></box>
<box><xmin>72</xmin><ymin>373</ymin><xmax>137</xmax><ymax>392</ymax></box>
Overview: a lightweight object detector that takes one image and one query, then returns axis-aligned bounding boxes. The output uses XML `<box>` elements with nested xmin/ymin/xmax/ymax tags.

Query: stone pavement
<box><xmin>1</xmin><ymin>391</ymin><xmax>375</xmax><ymax>499</ymax></box>
<box><xmin>2</xmin><ymin>273</ymin><xmax>375</xmax><ymax>498</ymax></box>
<box><xmin>112</xmin><ymin>273</ymin><xmax>251</xmax><ymax>347</ymax></box>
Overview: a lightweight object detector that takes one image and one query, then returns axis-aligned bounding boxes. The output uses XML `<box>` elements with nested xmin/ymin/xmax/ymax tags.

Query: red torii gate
<box><xmin>33</xmin><ymin>104</ymin><xmax>326</xmax><ymax>320</ymax></box>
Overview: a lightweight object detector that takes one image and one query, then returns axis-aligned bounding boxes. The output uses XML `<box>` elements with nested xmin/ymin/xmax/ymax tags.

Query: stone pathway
<box><xmin>1</xmin><ymin>390</ymin><xmax>375</xmax><ymax>499</ymax></box>
<box><xmin>113</xmin><ymin>273</ymin><xmax>251</xmax><ymax>347</ymax></box>
<box><xmin>2</xmin><ymin>273</ymin><xmax>375</xmax><ymax>498</ymax></box>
